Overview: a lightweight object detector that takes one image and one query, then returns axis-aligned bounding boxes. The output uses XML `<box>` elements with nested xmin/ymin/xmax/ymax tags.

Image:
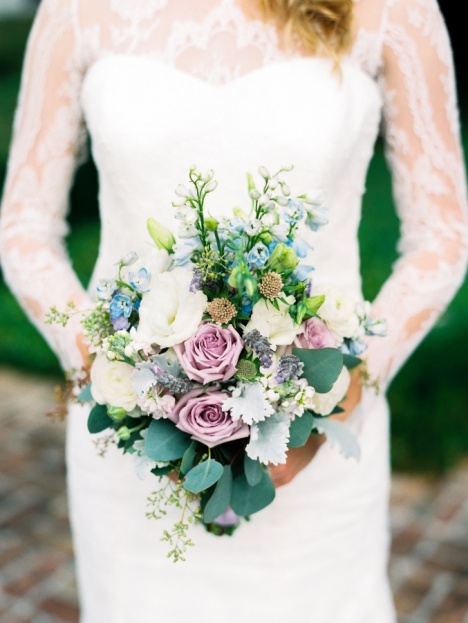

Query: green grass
<box><xmin>1</xmin><ymin>18</ymin><xmax>467</xmax><ymax>473</ymax></box>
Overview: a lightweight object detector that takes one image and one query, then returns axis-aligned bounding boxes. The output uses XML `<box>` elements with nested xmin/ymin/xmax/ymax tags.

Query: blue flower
<box><xmin>241</xmin><ymin>295</ymin><xmax>253</xmax><ymax>316</ymax></box>
<box><xmin>223</xmin><ymin>217</ymin><xmax>246</xmax><ymax>235</ymax></box>
<box><xmin>96</xmin><ymin>278</ymin><xmax>117</xmax><ymax>302</ymax></box>
<box><xmin>280</xmin><ymin>198</ymin><xmax>305</xmax><ymax>224</ymax></box>
<box><xmin>128</xmin><ymin>267</ymin><xmax>150</xmax><ymax>292</ymax></box>
<box><xmin>247</xmin><ymin>242</ymin><xmax>270</xmax><ymax>269</ymax></box>
<box><xmin>306</xmin><ymin>205</ymin><xmax>329</xmax><ymax>231</ymax></box>
<box><xmin>292</xmin><ymin>237</ymin><xmax>312</xmax><ymax>259</ymax></box>
<box><xmin>110</xmin><ymin>293</ymin><xmax>133</xmax><ymax>321</ymax></box>
<box><xmin>340</xmin><ymin>339</ymin><xmax>367</xmax><ymax>357</ymax></box>
<box><xmin>172</xmin><ymin>239</ymin><xmax>201</xmax><ymax>266</ymax></box>
<box><xmin>292</xmin><ymin>264</ymin><xmax>314</xmax><ymax>282</ymax></box>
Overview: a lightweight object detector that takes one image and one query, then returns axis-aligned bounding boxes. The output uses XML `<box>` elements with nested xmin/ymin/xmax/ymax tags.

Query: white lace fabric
<box><xmin>0</xmin><ymin>0</ymin><xmax>467</xmax><ymax>382</ymax></box>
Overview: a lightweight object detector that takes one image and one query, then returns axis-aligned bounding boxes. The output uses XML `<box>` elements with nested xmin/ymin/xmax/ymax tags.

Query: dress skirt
<box><xmin>66</xmin><ymin>386</ymin><xmax>396</xmax><ymax>623</ymax></box>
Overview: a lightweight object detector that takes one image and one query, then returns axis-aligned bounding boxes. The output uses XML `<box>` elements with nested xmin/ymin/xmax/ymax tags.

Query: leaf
<box><xmin>151</xmin><ymin>465</ymin><xmax>172</xmax><ymax>477</ymax></box>
<box><xmin>246</xmin><ymin>413</ymin><xmax>290</xmax><ymax>465</ymax></box>
<box><xmin>288</xmin><ymin>411</ymin><xmax>314</xmax><ymax>448</ymax></box>
<box><xmin>222</xmin><ymin>382</ymin><xmax>274</xmax><ymax>425</ymax></box>
<box><xmin>183</xmin><ymin>459</ymin><xmax>224</xmax><ymax>494</ymax></box>
<box><xmin>180</xmin><ymin>441</ymin><xmax>198</xmax><ymax>476</ymax></box>
<box><xmin>230</xmin><ymin>472</ymin><xmax>276</xmax><ymax>516</ymax></box>
<box><xmin>78</xmin><ymin>383</ymin><xmax>93</xmax><ymax>403</ymax></box>
<box><xmin>244</xmin><ymin>455</ymin><xmax>264</xmax><ymax>486</ymax></box>
<box><xmin>343</xmin><ymin>354</ymin><xmax>362</xmax><ymax>369</ymax></box>
<box><xmin>313</xmin><ymin>418</ymin><xmax>361</xmax><ymax>460</ymax></box>
<box><xmin>292</xmin><ymin>347</ymin><xmax>343</xmax><ymax>393</ymax></box>
<box><xmin>203</xmin><ymin>465</ymin><xmax>233</xmax><ymax>523</ymax></box>
<box><xmin>87</xmin><ymin>404</ymin><xmax>113</xmax><ymax>434</ymax></box>
<box><xmin>145</xmin><ymin>418</ymin><xmax>191</xmax><ymax>462</ymax></box>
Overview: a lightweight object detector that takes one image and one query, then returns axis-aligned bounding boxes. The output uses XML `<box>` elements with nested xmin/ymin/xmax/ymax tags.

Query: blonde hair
<box><xmin>257</xmin><ymin>0</ymin><xmax>354</xmax><ymax>57</ymax></box>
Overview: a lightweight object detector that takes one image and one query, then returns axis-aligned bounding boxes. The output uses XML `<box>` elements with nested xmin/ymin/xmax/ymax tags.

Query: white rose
<box><xmin>311</xmin><ymin>367</ymin><xmax>350</xmax><ymax>416</ymax></box>
<box><xmin>91</xmin><ymin>354</ymin><xmax>137</xmax><ymax>411</ymax></box>
<box><xmin>136</xmin><ymin>267</ymin><xmax>207</xmax><ymax>348</ymax></box>
<box><xmin>314</xmin><ymin>286</ymin><xmax>360</xmax><ymax>342</ymax></box>
<box><xmin>244</xmin><ymin>295</ymin><xmax>302</xmax><ymax>348</ymax></box>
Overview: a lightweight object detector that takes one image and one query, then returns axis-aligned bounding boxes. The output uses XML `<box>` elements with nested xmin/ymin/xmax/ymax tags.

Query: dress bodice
<box><xmin>82</xmin><ymin>53</ymin><xmax>382</xmax><ymax>298</ymax></box>
<box><xmin>0</xmin><ymin>0</ymin><xmax>467</xmax><ymax>389</ymax></box>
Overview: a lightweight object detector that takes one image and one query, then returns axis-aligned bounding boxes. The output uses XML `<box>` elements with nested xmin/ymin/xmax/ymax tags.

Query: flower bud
<box><xmin>147</xmin><ymin>218</ymin><xmax>176</xmax><ymax>252</ymax></box>
<box><xmin>117</xmin><ymin>425</ymin><xmax>131</xmax><ymax>440</ymax></box>
<box><xmin>269</xmin><ymin>176</ymin><xmax>278</xmax><ymax>190</ymax></box>
<box><xmin>172</xmin><ymin>197</ymin><xmax>188</xmax><ymax>207</ymax></box>
<box><xmin>108</xmin><ymin>406</ymin><xmax>128</xmax><ymax>421</ymax></box>
<box><xmin>280</xmin><ymin>182</ymin><xmax>291</xmax><ymax>197</ymax></box>
<box><xmin>282</xmin><ymin>164</ymin><xmax>294</xmax><ymax>171</ymax></box>
<box><xmin>175</xmin><ymin>184</ymin><xmax>190</xmax><ymax>197</ymax></box>
<box><xmin>274</xmin><ymin>196</ymin><xmax>289</xmax><ymax>206</ymax></box>
<box><xmin>205</xmin><ymin>216</ymin><xmax>219</xmax><ymax>231</ymax></box>
<box><xmin>244</xmin><ymin>275</ymin><xmax>257</xmax><ymax>298</ymax></box>
<box><xmin>266</xmin><ymin>243</ymin><xmax>299</xmax><ymax>272</ymax></box>
<box><xmin>249</xmin><ymin>189</ymin><xmax>261</xmax><ymax>200</ymax></box>
<box><xmin>258</xmin><ymin>165</ymin><xmax>270</xmax><ymax>179</ymax></box>
<box><xmin>205</xmin><ymin>180</ymin><xmax>218</xmax><ymax>193</ymax></box>
<box><xmin>120</xmin><ymin>251</ymin><xmax>138</xmax><ymax>266</ymax></box>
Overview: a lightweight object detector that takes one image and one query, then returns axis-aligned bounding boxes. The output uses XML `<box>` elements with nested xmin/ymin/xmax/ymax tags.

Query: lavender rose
<box><xmin>169</xmin><ymin>388</ymin><xmax>249</xmax><ymax>448</ymax></box>
<box><xmin>303</xmin><ymin>317</ymin><xmax>337</xmax><ymax>349</ymax></box>
<box><xmin>174</xmin><ymin>324</ymin><xmax>243</xmax><ymax>384</ymax></box>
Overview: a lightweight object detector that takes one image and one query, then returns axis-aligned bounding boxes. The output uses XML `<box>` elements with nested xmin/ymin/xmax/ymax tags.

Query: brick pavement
<box><xmin>0</xmin><ymin>367</ymin><xmax>467</xmax><ymax>623</ymax></box>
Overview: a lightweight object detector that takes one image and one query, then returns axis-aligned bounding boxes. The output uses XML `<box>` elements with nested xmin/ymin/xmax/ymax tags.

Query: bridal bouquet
<box><xmin>48</xmin><ymin>165</ymin><xmax>385</xmax><ymax>561</ymax></box>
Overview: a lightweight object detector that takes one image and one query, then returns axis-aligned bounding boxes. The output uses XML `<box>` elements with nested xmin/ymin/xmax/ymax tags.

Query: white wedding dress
<box><xmin>1</xmin><ymin>1</ymin><xmax>467</xmax><ymax>622</ymax></box>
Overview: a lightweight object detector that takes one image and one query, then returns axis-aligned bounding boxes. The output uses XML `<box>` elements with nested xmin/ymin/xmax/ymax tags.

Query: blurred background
<box><xmin>0</xmin><ymin>3</ymin><xmax>467</xmax><ymax>622</ymax></box>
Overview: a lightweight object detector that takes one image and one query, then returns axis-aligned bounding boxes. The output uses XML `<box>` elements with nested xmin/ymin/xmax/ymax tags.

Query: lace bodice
<box><xmin>0</xmin><ymin>0</ymin><xmax>467</xmax><ymax>389</ymax></box>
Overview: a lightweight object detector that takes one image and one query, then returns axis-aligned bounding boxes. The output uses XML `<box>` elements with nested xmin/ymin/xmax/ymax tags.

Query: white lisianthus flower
<box><xmin>91</xmin><ymin>354</ymin><xmax>137</xmax><ymax>411</ymax></box>
<box><xmin>136</xmin><ymin>267</ymin><xmax>207</xmax><ymax>348</ymax></box>
<box><xmin>244</xmin><ymin>296</ymin><xmax>302</xmax><ymax>348</ymax></box>
<box><xmin>311</xmin><ymin>367</ymin><xmax>350</xmax><ymax>416</ymax></box>
<box><xmin>314</xmin><ymin>286</ymin><xmax>360</xmax><ymax>342</ymax></box>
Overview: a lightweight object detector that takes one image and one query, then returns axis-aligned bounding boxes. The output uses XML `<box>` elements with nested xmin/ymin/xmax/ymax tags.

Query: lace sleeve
<box><xmin>364</xmin><ymin>0</ymin><xmax>468</xmax><ymax>389</ymax></box>
<box><xmin>0</xmin><ymin>0</ymin><xmax>91</xmax><ymax>372</ymax></box>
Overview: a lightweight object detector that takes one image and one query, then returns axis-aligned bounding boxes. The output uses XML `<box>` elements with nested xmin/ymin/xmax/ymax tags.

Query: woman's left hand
<box><xmin>269</xmin><ymin>368</ymin><xmax>363</xmax><ymax>488</ymax></box>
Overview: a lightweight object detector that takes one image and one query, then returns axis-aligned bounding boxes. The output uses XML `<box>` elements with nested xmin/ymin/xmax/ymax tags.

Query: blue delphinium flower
<box><xmin>110</xmin><ymin>293</ymin><xmax>133</xmax><ymax>321</ymax></box>
<box><xmin>96</xmin><ymin>278</ymin><xmax>117</xmax><ymax>301</ymax></box>
<box><xmin>247</xmin><ymin>242</ymin><xmax>270</xmax><ymax>269</ymax></box>
<box><xmin>293</xmin><ymin>263</ymin><xmax>314</xmax><ymax>282</ymax></box>
<box><xmin>241</xmin><ymin>295</ymin><xmax>253</xmax><ymax>316</ymax></box>
<box><xmin>112</xmin><ymin>315</ymin><xmax>130</xmax><ymax>331</ymax></box>
<box><xmin>224</xmin><ymin>217</ymin><xmax>246</xmax><ymax>235</ymax></box>
<box><xmin>306</xmin><ymin>205</ymin><xmax>329</xmax><ymax>231</ymax></box>
<box><xmin>291</xmin><ymin>237</ymin><xmax>312</xmax><ymax>259</ymax></box>
<box><xmin>340</xmin><ymin>338</ymin><xmax>367</xmax><ymax>357</ymax></box>
<box><xmin>128</xmin><ymin>267</ymin><xmax>150</xmax><ymax>292</ymax></box>
<box><xmin>280</xmin><ymin>198</ymin><xmax>305</xmax><ymax>224</ymax></box>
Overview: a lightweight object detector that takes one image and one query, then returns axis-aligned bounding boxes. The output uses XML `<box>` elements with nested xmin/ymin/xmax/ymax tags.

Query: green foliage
<box><xmin>203</xmin><ymin>465</ymin><xmax>233</xmax><ymax>523</ymax></box>
<box><xmin>288</xmin><ymin>411</ymin><xmax>314</xmax><ymax>448</ymax></box>
<box><xmin>293</xmin><ymin>347</ymin><xmax>343</xmax><ymax>393</ymax></box>
<box><xmin>244</xmin><ymin>455</ymin><xmax>263</xmax><ymax>486</ymax></box>
<box><xmin>183</xmin><ymin>458</ymin><xmax>224</xmax><ymax>494</ymax></box>
<box><xmin>230</xmin><ymin>471</ymin><xmax>276</xmax><ymax>516</ymax></box>
<box><xmin>180</xmin><ymin>441</ymin><xmax>198</xmax><ymax>476</ymax></box>
<box><xmin>145</xmin><ymin>419</ymin><xmax>191</xmax><ymax>462</ymax></box>
<box><xmin>87</xmin><ymin>404</ymin><xmax>113</xmax><ymax>433</ymax></box>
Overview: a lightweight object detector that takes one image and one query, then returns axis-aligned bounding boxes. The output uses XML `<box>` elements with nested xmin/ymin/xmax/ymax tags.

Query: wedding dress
<box><xmin>1</xmin><ymin>0</ymin><xmax>467</xmax><ymax>621</ymax></box>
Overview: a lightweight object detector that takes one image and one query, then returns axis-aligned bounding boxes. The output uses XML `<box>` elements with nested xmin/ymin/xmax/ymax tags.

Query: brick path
<box><xmin>0</xmin><ymin>367</ymin><xmax>467</xmax><ymax>623</ymax></box>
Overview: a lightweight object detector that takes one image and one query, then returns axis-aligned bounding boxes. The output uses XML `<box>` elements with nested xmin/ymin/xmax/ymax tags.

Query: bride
<box><xmin>1</xmin><ymin>0</ymin><xmax>467</xmax><ymax>621</ymax></box>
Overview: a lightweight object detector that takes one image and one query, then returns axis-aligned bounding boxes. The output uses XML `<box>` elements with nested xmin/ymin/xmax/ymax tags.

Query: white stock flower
<box><xmin>91</xmin><ymin>354</ymin><xmax>137</xmax><ymax>411</ymax></box>
<box><xmin>244</xmin><ymin>296</ymin><xmax>302</xmax><ymax>348</ymax></box>
<box><xmin>136</xmin><ymin>267</ymin><xmax>207</xmax><ymax>348</ymax></box>
<box><xmin>314</xmin><ymin>286</ymin><xmax>360</xmax><ymax>342</ymax></box>
<box><xmin>311</xmin><ymin>367</ymin><xmax>350</xmax><ymax>416</ymax></box>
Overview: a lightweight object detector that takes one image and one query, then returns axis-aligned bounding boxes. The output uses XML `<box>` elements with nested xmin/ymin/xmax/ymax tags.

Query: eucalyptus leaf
<box><xmin>203</xmin><ymin>465</ymin><xmax>233</xmax><ymax>523</ymax></box>
<box><xmin>292</xmin><ymin>347</ymin><xmax>343</xmax><ymax>393</ymax></box>
<box><xmin>288</xmin><ymin>411</ymin><xmax>314</xmax><ymax>448</ymax></box>
<box><xmin>145</xmin><ymin>418</ymin><xmax>191</xmax><ymax>462</ymax></box>
<box><xmin>244</xmin><ymin>455</ymin><xmax>264</xmax><ymax>486</ymax></box>
<box><xmin>230</xmin><ymin>472</ymin><xmax>275</xmax><ymax>516</ymax></box>
<box><xmin>343</xmin><ymin>354</ymin><xmax>362</xmax><ymax>369</ymax></box>
<box><xmin>180</xmin><ymin>441</ymin><xmax>198</xmax><ymax>476</ymax></box>
<box><xmin>313</xmin><ymin>418</ymin><xmax>361</xmax><ymax>460</ymax></box>
<box><xmin>183</xmin><ymin>459</ymin><xmax>224</xmax><ymax>494</ymax></box>
<box><xmin>87</xmin><ymin>404</ymin><xmax>113</xmax><ymax>434</ymax></box>
<box><xmin>151</xmin><ymin>465</ymin><xmax>172</xmax><ymax>477</ymax></box>
<box><xmin>78</xmin><ymin>383</ymin><xmax>93</xmax><ymax>403</ymax></box>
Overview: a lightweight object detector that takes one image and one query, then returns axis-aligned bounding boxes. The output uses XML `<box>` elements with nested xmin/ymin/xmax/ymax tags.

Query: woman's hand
<box><xmin>269</xmin><ymin>368</ymin><xmax>363</xmax><ymax>488</ymax></box>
